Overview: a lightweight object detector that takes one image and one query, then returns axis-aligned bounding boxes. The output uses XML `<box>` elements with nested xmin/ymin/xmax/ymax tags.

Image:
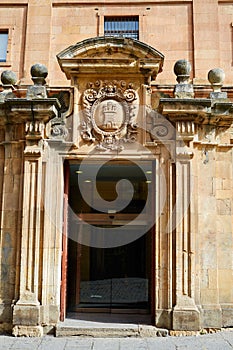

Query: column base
<box><xmin>12</xmin><ymin>304</ymin><xmax>42</xmax><ymax>336</ymax></box>
<box><xmin>155</xmin><ymin>309</ymin><xmax>172</xmax><ymax>329</ymax></box>
<box><xmin>172</xmin><ymin>296</ymin><xmax>201</xmax><ymax>331</ymax></box>
<box><xmin>13</xmin><ymin>304</ymin><xmax>40</xmax><ymax>326</ymax></box>
<box><xmin>12</xmin><ymin>325</ymin><xmax>43</xmax><ymax>337</ymax></box>
<box><xmin>172</xmin><ymin>308</ymin><xmax>200</xmax><ymax>331</ymax></box>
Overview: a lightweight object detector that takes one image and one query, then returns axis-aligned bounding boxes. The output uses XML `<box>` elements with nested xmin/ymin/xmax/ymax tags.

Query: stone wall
<box><xmin>0</xmin><ymin>0</ymin><xmax>232</xmax><ymax>85</ymax></box>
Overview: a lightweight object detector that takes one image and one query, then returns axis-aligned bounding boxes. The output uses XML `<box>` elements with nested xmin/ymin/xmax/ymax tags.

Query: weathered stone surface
<box><xmin>172</xmin><ymin>309</ymin><xmax>200</xmax><ymax>331</ymax></box>
<box><xmin>26</xmin><ymin>85</ymin><xmax>47</xmax><ymax>99</ymax></box>
<box><xmin>1</xmin><ymin>70</ymin><xmax>17</xmax><ymax>85</ymax></box>
<box><xmin>55</xmin><ymin>326</ymin><xmax>139</xmax><ymax>338</ymax></box>
<box><xmin>221</xmin><ymin>307</ymin><xmax>233</xmax><ymax>327</ymax></box>
<box><xmin>12</xmin><ymin>325</ymin><xmax>43</xmax><ymax>337</ymax></box>
<box><xmin>13</xmin><ymin>305</ymin><xmax>40</xmax><ymax>326</ymax></box>
<box><xmin>208</xmin><ymin>68</ymin><xmax>225</xmax><ymax>86</ymax></box>
<box><xmin>30</xmin><ymin>63</ymin><xmax>48</xmax><ymax>79</ymax></box>
<box><xmin>174</xmin><ymin>59</ymin><xmax>191</xmax><ymax>78</ymax></box>
<box><xmin>55</xmin><ymin>324</ymin><xmax>168</xmax><ymax>338</ymax></box>
<box><xmin>201</xmin><ymin>308</ymin><xmax>223</xmax><ymax>329</ymax></box>
<box><xmin>210</xmin><ymin>91</ymin><xmax>228</xmax><ymax>99</ymax></box>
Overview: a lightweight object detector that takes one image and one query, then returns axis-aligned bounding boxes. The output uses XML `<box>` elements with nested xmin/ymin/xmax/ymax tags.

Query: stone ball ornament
<box><xmin>30</xmin><ymin>63</ymin><xmax>48</xmax><ymax>79</ymax></box>
<box><xmin>1</xmin><ymin>70</ymin><xmax>17</xmax><ymax>85</ymax></box>
<box><xmin>174</xmin><ymin>59</ymin><xmax>191</xmax><ymax>77</ymax></box>
<box><xmin>208</xmin><ymin>68</ymin><xmax>225</xmax><ymax>85</ymax></box>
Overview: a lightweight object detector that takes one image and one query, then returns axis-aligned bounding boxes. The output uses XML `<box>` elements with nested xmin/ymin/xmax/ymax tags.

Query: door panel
<box><xmin>68</xmin><ymin>231</ymin><xmax>151</xmax><ymax>310</ymax></box>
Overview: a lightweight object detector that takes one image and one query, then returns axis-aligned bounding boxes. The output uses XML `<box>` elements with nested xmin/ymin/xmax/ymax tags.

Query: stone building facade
<box><xmin>0</xmin><ymin>0</ymin><xmax>233</xmax><ymax>337</ymax></box>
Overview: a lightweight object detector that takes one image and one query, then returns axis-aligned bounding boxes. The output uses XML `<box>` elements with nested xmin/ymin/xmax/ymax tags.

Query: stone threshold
<box><xmin>55</xmin><ymin>312</ymin><xmax>168</xmax><ymax>338</ymax></box>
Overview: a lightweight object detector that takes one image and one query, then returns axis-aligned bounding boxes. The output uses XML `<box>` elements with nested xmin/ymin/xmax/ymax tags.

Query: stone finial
<box><xmin>174</xmin><ymin>59</ymin><xmax>191</xmax><ymax>84</ymax></box>
<box><xmin>208</xmin><ymin>68</ymin><xmax>227</xmax><ymax>99</ymax></box>
<box><xmin>0</xmin><ymin>70</ymin><xmax>18</xmax><ymax>103</ymax></box>
<box><xmin>1</xmin><ymin>70</ymin><xmax>17</xmax><ymax>85</ymax></box>
<box><xmin>173</xmin><ymin>59</ymin><xmax>194</xmax><ymax>98</ymax></box>
<box><xmin>26</xmin><ymin>63</ymin><xmax>48</xmax><ymax>99</ymax></box>
<box><xmin>30</xmin><ymin>63</ymin><xmax>48</xmax><ymax>86</ymax></box>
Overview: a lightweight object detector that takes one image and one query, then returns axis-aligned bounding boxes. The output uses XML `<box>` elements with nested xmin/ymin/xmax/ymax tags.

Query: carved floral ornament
<box><xmin>81</xmin><ymin>81</ymin><xmax>138</xmax><ymax>151</ymax></box>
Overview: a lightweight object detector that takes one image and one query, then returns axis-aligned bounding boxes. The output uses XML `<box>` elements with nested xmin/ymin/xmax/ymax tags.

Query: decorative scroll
<box><xmin>81</xmin><ymin>81</ymin><xmax>138</xmax><ymax>151</ymax></box>
<box><xmin>50</xmin><ymin>124</ymin><xmax>68</xmax><ymax>139</ymax></box>
<box><xmin>147</xmin><ymin>109</ymin><xmax>175</xmax><ymax>142</ymax></box>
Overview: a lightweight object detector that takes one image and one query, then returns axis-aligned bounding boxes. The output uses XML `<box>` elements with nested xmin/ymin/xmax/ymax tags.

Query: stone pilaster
<box><xmin>12</xmin><ymin>119</ymin><xmax>45</xmax><ymax>337</ymax></box>
<box><xmin>0</xmin><ymin>71</ymin><xmax>24</xmax><ymax>333</ymax></box>
<box><xmin>6</xmin><ymin>67</ymin><xmax>61</xmax><ymax>336</ymax></box>
<box><xmin>0</xmin><ymin>130</ymin><xmax>24</xmax><ymax>334</ymax></box>
<box><xmin>172</xmin><ymin>149</ymin><xmax>200</xmax><ymax>331</ymax></box>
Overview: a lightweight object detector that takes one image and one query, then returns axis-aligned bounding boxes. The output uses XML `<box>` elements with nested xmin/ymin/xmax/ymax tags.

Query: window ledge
<box><xmin>0</xmin><ymin>62</ymin><xmax>11</xmax><ymax>68</ymax></box>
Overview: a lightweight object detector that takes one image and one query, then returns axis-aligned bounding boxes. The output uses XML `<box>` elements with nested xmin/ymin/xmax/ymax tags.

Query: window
<box><xmin>104</xmin><ymin>16</ymin><xmax>139</xmax><ymax>40</ymax></box>
<box><xmin>0</xmin><ymin>31</ymin><xmax>8</xmax><ymax>62</ymax></box>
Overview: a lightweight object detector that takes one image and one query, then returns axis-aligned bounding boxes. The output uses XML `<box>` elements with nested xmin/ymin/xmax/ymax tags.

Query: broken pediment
<box><xmin>57</xmin><ymin>36</ymin><xmax>164</xmax><ymax>81</ymax></box>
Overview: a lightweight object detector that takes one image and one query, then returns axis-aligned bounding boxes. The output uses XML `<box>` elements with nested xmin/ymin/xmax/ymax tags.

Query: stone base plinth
<box><xmin>155</xmin><ymin>309</ymin><xmax>172</xmax><ymax>329</ymax></box>
<box><xmin>172</xmin><ymin>308</ymin><xmax>200</xmax><ymax>331</ymax></box>
<box><xmin>201</xmin><ymin>306</ymin><xmax>222</xmax><ymax>329</ymax></box>
<box><xmin>222</xmin><ymin>306</ymin><xmax>233</xmax><ymax>327</ymax></box>
<box><xmin>12</xmin><ymin>304</ymin><xmax>42</xmax><ymax>336</ymax></box>
<box><xmin>13</xmin><ymin>304</ymin><xmax>40</xmax><ymax>326</ymax></box>
<box><xmin>12</xmin><ymin>325</ymin><xmax>43</xmax><ymax>337</ymax></box>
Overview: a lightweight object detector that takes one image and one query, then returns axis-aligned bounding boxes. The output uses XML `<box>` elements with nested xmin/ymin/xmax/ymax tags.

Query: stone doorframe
<box><xmin>56</xmin><ymin>37</ymin><xmax>199</xmax><ymax>330</ymax></box>
<box><xmin>8</xmin><ymin>37</ymin><xmax>203</xmax><ymax>336</ymax></box>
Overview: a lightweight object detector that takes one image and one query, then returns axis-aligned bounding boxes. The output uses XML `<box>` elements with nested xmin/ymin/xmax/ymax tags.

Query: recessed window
<box><xmin>104</xmin><ymin>16</ymin><xmax>139</xmax><ymax>40</ymax></box>
<box><xmin>0</xmin><ymin>31</ymin><xmax>8</xmax><ymax>62</ymax></box>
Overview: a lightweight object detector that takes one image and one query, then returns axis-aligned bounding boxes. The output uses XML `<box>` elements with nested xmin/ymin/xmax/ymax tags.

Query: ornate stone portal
<box><xmin>0</xmin><ymin>37</ymin><xmax>232</xmax><ymax>336</ymax></box>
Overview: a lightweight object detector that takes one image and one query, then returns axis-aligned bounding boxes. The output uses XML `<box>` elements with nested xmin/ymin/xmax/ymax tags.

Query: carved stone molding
<box><xmin>158</xmin><ymin>98</ymin><xmax>233</xmax><ymax>127</ymax></box>
<box><xmin>158</xmin><ymin>97</ymin><xmax>233</xmax><ymax>147</ymax></box>
<box><xmin>150</xmin><ymin>117</ymin><xmax>175</xmax><ymax>142</ymax></box>
<box><xmin>146</xmin><ymin>108</ymin><xmax>175</xmax><ymax>143</ymax></box>
<box><xmin>50</xmin><ymin>123</ymin><xmax>68</xmax><ymax>140</ymax></box>
<box><xmin>81</xmin><ymin>81</ymin><xmax>138</xmax><ymax>151</ymax></box>
<box><xmin>57</xmin><ymin>36</ymin><xmax>164</xmax><ymax>82</ymax></box>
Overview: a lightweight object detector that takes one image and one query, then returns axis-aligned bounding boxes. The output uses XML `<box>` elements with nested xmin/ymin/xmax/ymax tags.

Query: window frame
<box><xmin>104</xmin><ymin>16</ymin><xmax>139</xmax><ymax>40</ymax></box>
<box><xmin>97</xmin><ymin>11</ymin><xmax>145</xmax><ymax>41</ymax></box>
<box><xmin>0</xmin><ymin>27</ymin><xmax>12</xmax><ymax>67</ymax></box>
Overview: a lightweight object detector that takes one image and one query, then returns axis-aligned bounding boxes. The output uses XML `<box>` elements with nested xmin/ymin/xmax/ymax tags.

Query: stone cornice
<box><xmin>0</xmin><ymin>98</ymin><xmax>61</xmax><ymax>125</ymax></box>
<box><xmin>158</xmin><ymin>98</ymin><xmax>233</xmax><ymax>127</ymax></box>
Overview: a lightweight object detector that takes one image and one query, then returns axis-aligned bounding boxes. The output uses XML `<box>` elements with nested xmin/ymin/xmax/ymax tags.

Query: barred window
<box><xmin>104</xmin><ymin>16</ymin><xmax>139</xmax><ymax>40</ymax></box>
<box><xmin>0</xmin><ymin>31</ymin><xmax>8</xmax><ymax>62</ymax></box>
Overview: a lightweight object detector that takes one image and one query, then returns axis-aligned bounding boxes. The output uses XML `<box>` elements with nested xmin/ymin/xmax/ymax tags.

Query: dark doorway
<box><xmin>66</xmin><ymin>160</ymin><xmax>154</xmax><ymax>313</ymax></box>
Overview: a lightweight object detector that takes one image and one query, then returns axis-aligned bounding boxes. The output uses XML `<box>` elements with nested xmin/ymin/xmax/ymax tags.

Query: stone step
<box><xmin>55</xmin><ymin>323</ymin><xmax>168</xmax><ymax>338</ymax></box>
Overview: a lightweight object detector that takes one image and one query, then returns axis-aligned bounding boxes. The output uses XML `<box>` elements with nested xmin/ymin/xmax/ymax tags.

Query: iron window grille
<box><xmin>104</xmin><ymin>16</ymin><xmax>139</xmax><ymax>40</ymax></box>
<box><xmin>0</xmin><ymin>30</ymin><xmax>8</xmax><ymax>62</ymax></box>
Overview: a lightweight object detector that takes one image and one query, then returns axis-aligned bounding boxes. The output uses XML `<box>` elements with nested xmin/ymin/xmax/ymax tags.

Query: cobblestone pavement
<box><xmin>0</xmin><ymin>330</ymin><xmax>233</xmax><ymax>350</ymax></box>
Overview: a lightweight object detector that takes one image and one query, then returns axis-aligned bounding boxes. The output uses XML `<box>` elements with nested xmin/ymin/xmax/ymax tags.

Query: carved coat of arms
<box><xmin>81</xmin><ymin>81</ymin><xmax>138</xmax><ymax>151</ymax></box>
